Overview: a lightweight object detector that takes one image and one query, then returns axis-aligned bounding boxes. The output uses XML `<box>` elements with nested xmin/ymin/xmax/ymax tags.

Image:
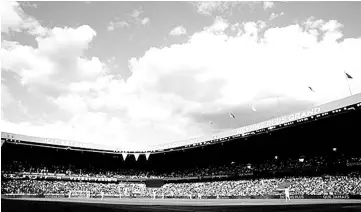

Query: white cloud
<box><xmin>193</xmin><ymin>2</ymin><xmax>241</xmax><ymax>16</ymax></box>
<box><xmin>304</xmin><ymin>16</ymin><xmax>325</xmax><ymax>29</ymax></box>
<box><xmin>230</xmin><ymin>23</ymin><xmax>240</xmax><ymax>32</ymax></box>
<box><xmin>17</xmin><ymin>101</ymin><xmax>28</xmax><ymax>115</ymax></box>
<box><xmin>19</xmin><ymin>2</ymin><xmax>38</xmax><ymax>8</ymax></box>
<box><xmin>243</xmin><ymin>21</ymin><xmax>260</xmax><ymax>37</ymax></box>
<box><xmin>230</xmin><ymin>21</ymin><xmax>266</xmax><ymax>37</ymax></box>
<box><xmin>1</xmin><ymin>83</ymin><xmax>14</xmax><ymax>108</ymax></box>
<box><xmin>53</xmin><ymin>94</ymin><xmax>88</xmax><ymax>114</ymax></box>
<box><xmin>269</xmin><ymin>12</ymin><xmax>284</xmax><ymax>20</ymax></box>
<box><xmin>111</xmin><ymin>8</ymin><xmax>149</xmax><ymax>27</ymax></box>
<box><xmin>141</xmin><ymin>17</ymin><xmax>150</xmax><ymax>25</ymax></box>
<box><xmin>205</xmin><ymin>16</ymin><xmax>229</xmax><ymax>34</ymax></box>
<box><xmin>0</xmin><ymin>113</ymin><xmax>137</xmax><ymax>150</ymax></box>
<box><xmin>130</xmin><ymin>8</ymin><xmax>143</xmax><ymax>19</ymax></box>
<box><xmin>125</xmin><ymin>17</ymin><xmax>361</xmax><ymax>112</ymax></box>
<box><xmin>321</xmin><ymin>20</ymin><xmax>343</xmax><ymax>32</ymax></box>
<box><xmin>1</xmin><ymin>25</ymin><xmax>102</xmax><ymax>87</ymax></box>
<box><xmin>195</xmin><ymin>2</ymin><xmax>221</xmax><ymax>16</ymax></box>
<box><xmin>128</xmin><ymin>8</ymin><xmax>150</xmax><ymax>26</ymax></box>
<box><xmin>107</xmin><ymin>25</ymin><xmax>115</xmax><ymax>31</ymax></box>
<box><xmin>1</xmin><ymin>83</ymin><xmax>28</xmax><ymax>120</ymax></box>
<box><xmin>263</xmin><ymin>1</ymin><xmax>275</xmax><ymax>10</ymax></box>
<box><xmin>2</xmin><ymin>12</ymin><xmax>361</xmax><ymax>150</ymax></box>
<box><xmin>107</xmin><ymin>20</ymin><xmax>129</xmax><ymax>31</ymax></box>
<box><xmin>0</xmin><ymin>0</ymin><xmax>24</xmax><ymax>33</ymax></box>
<box><xmin>302</xmin><ymin>17</ymin><xmax>345</xmax><ymax>43</ymax></box>
<box><xmin>169</xmin><ymin>26</ymin><xmax>187</xmax><ymax>36</ymax></box>
<box><xmin>0</xmin><ymin>0</ymin><xmax>46</xmax><ymax>35</ymax></box>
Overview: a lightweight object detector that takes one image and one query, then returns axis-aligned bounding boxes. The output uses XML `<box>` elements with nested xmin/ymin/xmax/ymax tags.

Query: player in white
<box><xmin>101</xmin><ymin>191</ymin><xmax>104</xmax><ymax>200</ymax></box>
<box><xmin>171</xmin><ymin>191</ymin><xmax>174</xmax><ymax>198</ymax></box>
<box><xmin>284</xmin><ymin>187</ymin><xmax>290</xmax><ymax>202</ymax></box>
<box><xmin>153</xmin><ymin>191</ymin><xmax>156</xmax><ymax>200</ymax></box>
<box><xmin>124</xmin><ymin>187</ymin><xmax>128</xmax><ymax>198</ymax></box>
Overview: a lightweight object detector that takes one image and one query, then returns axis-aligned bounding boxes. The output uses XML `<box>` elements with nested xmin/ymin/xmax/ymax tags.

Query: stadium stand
<box><xmin>2</xmin><ymin>94</ymin><xmax>361</xmax><ymax>200</ymax></box>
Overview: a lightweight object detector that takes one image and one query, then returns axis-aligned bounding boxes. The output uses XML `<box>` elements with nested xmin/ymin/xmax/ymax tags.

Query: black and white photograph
<box><xmin>1</xmin><ymin>1</ymin><xmax>361</xmax><ymax>212</ymax></box>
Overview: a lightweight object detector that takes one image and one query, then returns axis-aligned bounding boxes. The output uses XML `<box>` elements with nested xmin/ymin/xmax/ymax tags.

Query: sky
<box><xmin>1</xmin><ymin>1</ymin><xmax>361</xmax><ymax>150</ymax></box>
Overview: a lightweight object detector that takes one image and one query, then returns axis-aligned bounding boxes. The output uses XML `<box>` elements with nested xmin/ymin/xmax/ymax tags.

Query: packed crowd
<box><xmin>2</xmin><ymin>161</ymin><xmax>253</xmax><ymax>178</ymax></box>
<box><xmin>2</xmin><ymin>156</ymin><xmax>335</xmax><ymax>179</ymax></box>
<box><xmin>2</xmin><ymin>174</ymin><xmax>361</xmax><ymax>197</ymax></box>
<box><xmin>256</xmin><ymin>156</ymin><xmax>326</xmax><ymax>172</ymax></box>
<box><xmin>145</xmin><ymin>175</ymin><xmax>361</xmax><ymax>197</ymax></box>
<box><xmin>1</xmin><ymin>180</ymin><xmax>120</xmax><ymax>196</ymax></box>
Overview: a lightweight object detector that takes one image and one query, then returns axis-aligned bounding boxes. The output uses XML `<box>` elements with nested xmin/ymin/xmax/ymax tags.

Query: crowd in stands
<box><xmin>2</xmin><ymin>154</ymin><xmax>361</xmax><ymax>198</ymax></box>
<box><xmin>1</xmin><ymin>180</ymin><xmax>119</xmax><ymax>196</ymax></box>
<box><xmin>1</xmin><ymin>156</ymin><xmax>336</xmax><ymax>179</ymax></box>
<box><xmin>149</xmin><ymin>175</ymin><xmax>361</xmax><ymax>197</ymax></box>
<box><xmin>1</xmin><ymin>161</ymin><xmax>253</xmax><ymax>179</ymax></box>
<box><xmin>2</xmin><ymin>174</ymin><xmax>361</xmax><ymax>197</ymax></box>
<box><xmin>256</xmin><ymin>156</ymin><xmax>326</xmax><ymax>172</ymax></box>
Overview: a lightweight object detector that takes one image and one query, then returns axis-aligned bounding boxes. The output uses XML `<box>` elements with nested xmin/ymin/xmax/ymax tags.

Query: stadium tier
<box><xmin>2</xmin><ymin>94</ymin><xmax>361</xmax><ymax>199</ymax></box>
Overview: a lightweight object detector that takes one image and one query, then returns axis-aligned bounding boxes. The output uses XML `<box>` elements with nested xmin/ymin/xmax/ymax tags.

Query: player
<box><xmin>171</xmin><ymin>191</ymin><xmax>174</xmax><ymax>198</ymax></box>
<box><xmin>118</xmin><ymin>187</ymin><xmax>122</xmax><ymax>199</ymax></box>
<box><xmin>153</xmin><ymin>190</ymin><xmax>156</xmax><ymax>200</ymax></box>
<box><xmin>101</xmin><ymin>191</ymin><xmax>104</xmax><ymax>200</ymax></box>
<box><xmin>284</xmin><ymin>187</ymin><xmax>290</xmax><ymax>202</ymax></box>
<box><xmin>130</xmin><ymin>184</ymin><xmax>134</xmax><ymax>199</ymax></box>
<box><xmin>124</xmin><ymin>187</ymin><xmax>128</xmax><ymax>198</ymax></box>
<box><xmin>129</xmin><ymin>189</ymin><xmax>133</xmax><ymax>199</ymax></box>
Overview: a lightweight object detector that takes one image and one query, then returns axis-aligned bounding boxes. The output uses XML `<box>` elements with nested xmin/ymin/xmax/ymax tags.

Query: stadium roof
<box><xmin>2</xmin><ymin>93</ymin><xmax>361</xmax><ymax>153</ymax></box>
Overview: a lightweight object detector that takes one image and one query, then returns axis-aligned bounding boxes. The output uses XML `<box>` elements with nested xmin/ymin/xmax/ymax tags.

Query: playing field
<box><xmin>2</xmin><ymin>197</ymin><xmax>361</xmax><ymax>212</ymax></box>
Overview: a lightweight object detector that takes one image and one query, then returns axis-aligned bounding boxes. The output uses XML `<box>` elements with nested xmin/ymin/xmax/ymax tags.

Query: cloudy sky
<box><xmin>1</xmin><ymin>1</ymin><xmax>361</xmax><ymax>150</ymax></box>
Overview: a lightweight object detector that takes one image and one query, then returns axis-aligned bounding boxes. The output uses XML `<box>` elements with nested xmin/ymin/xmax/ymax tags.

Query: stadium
<box><xmin>3</xmin><ymin>1</ymin><xmax>361</xmax><ymax>212</ymax></box>
<box><xmin>2</xmin><ymin>93</ymin><xmax>361</xmax><ymax>211</ymax></box>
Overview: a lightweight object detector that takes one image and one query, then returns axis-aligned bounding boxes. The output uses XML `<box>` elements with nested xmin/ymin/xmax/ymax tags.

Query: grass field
<box><xmin>2</xmin><ymin>197</ymin><xmax>361</xmax><ymax>212</ymax></box>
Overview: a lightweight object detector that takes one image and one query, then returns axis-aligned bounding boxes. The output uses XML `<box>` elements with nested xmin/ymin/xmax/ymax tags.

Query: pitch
<box><xmin>2</xmin><ymin>197</ymin><xmax>361</xmax><ymax>212</ymax></box>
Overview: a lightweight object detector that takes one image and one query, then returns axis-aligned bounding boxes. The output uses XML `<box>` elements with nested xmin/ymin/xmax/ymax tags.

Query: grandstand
<box><xmin>2</xmin><ymin>94</ymin><xmax>361</xmax><ymax>210</ymax></box>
